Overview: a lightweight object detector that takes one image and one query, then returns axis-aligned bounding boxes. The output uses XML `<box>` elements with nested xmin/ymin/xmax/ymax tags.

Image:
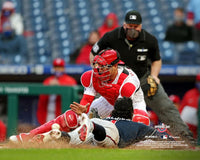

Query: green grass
<box><xmin>0</xmin><ymin>148</ymin><xmax>200</xmax><ymax>160</ymax></box>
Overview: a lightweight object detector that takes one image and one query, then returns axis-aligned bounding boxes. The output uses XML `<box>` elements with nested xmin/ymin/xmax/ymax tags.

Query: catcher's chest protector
<box><xmin>92</xmin><ymin>70</ymin><xmax>128</xmax><ymax>105</ymax></box>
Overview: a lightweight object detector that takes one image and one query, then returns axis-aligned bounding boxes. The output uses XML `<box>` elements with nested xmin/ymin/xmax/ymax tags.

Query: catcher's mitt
<box><xmin>146</xmin><ymin>75</ymin><xmax>158</xmax><ymax>97</ymax></box>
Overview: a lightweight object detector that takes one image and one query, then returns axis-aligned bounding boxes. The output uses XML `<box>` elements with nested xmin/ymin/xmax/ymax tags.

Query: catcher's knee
<box><xmin>56</xmin><ymin>110</ymin><xmax>79</xmax><ymax>129</ymax></box>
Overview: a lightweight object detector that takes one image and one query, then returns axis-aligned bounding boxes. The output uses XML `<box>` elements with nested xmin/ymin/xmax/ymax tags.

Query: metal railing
<box><xmin>0</xmin><ymin>83</ymin><xmax>83</xmax><ymax>137</ymax></box>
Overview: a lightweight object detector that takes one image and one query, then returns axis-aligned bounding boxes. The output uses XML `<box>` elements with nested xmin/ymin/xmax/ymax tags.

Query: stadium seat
<box><xmin>19</xmin><ymin>0</ymin><xmax>194</xmax><ymax>64</ymax></box>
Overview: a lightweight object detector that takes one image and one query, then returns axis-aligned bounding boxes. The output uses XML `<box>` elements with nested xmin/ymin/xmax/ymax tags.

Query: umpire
<box><xmin>90</xmin><ymin>10</ymin><xmax>194</xmax><ymax>144</ymax></box>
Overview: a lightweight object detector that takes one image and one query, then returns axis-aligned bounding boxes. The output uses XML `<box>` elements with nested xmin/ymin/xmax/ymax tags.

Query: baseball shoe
<box><xmin>30</xmin><ymin>129</ymin><xmax>61</xmax><ymax>143</ymax></box>
<box><xmin>9</xmin><ymin>133</ymin><xmax>31</xmax><ymax>143</ymax></box>
<box><xmin>30</xmin><ymin>124</ymin><xmax>61</xmax><ymax>143</ymax></box>
<box><xmin>78</xmin><ymin>113</ymin><xmax>94</xmax><ymax>141</ymax></box>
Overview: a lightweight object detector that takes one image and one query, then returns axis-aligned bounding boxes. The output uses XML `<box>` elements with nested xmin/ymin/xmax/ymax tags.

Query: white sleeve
<box><xmin>119</xmin><ymin>69</ymin><xmax>147</xmax><ymax>113</ymax></box>
<box><xmin>83</xmin><ymin>78</ymin><xmax>97</xmax><ymax>96</ymax></box>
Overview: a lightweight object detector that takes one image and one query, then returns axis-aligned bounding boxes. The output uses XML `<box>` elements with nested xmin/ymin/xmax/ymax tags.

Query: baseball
<box><xmin>52</xmin><ymin>123</ymin><xmax>60</xmax><ymax>130</ymax></box>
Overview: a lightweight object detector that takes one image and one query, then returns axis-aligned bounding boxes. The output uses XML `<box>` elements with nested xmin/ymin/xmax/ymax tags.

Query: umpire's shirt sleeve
<box><xmin>149</xmin><ymin>35</ymin><xmax>161</xmax><ymax>62</ymax></box>
<box><xmin>91</xmin><ymin>32</ymin><xmax>110</xmax><ymax>55</ymax></box>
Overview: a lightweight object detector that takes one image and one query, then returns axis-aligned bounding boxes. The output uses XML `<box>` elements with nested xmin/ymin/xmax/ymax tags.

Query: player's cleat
<box><xmin>30</xmin><ymin>134</ymin><xmax>45</xmax><ymax>143</ymax></box>
<box><xmin>78</xmin><ymin>124</ymin><xmax>87</xmax><ymax>141</ymax></box>
<box><xmin>30</xmin><ymin>128</ymin><xmax>61</xmax><ymax>143</ymax></box>
<box><xmin>9</xmin><ymin>133</ymin><xmax>31</xmax><ymax>143</ymax></box>
<box><xmin>30</xmin><ymin>123</ymin><xmax>62</xmax><ymax>143</ymax></box>
<box><xmin>9</xmin><ymin>135</ymin><xmax>18</xmax><ymax>143</ymax></box>
<box><xmin>78</xmin><ymin>113</ymin><xmax>94</xmax><ymax>141</ymax></box>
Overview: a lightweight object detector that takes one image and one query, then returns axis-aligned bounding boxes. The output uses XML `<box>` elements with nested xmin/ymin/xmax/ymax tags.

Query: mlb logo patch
<box><xmin>129</xmin><ymin>15</ymin><xmax>136</xmax><ymax>20</ymax></box>
<box><xmin>137</xmin><ymin>55</ymin><xmax>146</xmax><ymax>61</ymax></box>
<box><xmin>93</xmin><ymin>42</ymin><xmax>99</xmax><ymax>53</ymax></box>
<box><xmin>162</xmin><ymin>135</ymin><xmax>168</xmax><ymax>140</ymax></box>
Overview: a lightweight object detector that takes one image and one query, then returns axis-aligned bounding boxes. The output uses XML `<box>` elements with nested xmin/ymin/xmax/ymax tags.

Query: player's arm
<box><xmin>151</xmin><ymin>59</ymin><xmax>162</xmax><ymax>84</ymax></box>
<box><xmin>70</xmin><ymin>101</ymin><xmax>91</xmax><ymax>115</ymax></box>
<box><xmin>70</xmin><ymin>70</ymin><xmax>96</xmax><ymax>114</ymax></box>
<box><xmin>120</xmin><ymin>82</ymin><xmax>150</xmax><ymax>126</ymax></box>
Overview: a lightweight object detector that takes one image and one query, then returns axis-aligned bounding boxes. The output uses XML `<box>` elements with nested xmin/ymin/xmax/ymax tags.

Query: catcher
<box><xmin>9</xmin><ymin>49</ymin><xmax>149</xmax><ymax>143</ymax></box>
<box><xmin>73</xmin><ymin>48</ymin><xmax>149</xmax><ymax>124</ymax></box>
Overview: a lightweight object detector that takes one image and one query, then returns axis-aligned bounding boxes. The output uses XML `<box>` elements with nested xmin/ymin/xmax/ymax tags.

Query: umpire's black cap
<box><xmin>125</xmin><ymin>10</ymin><xmax>142</xmax><ymax>24</ymax></box>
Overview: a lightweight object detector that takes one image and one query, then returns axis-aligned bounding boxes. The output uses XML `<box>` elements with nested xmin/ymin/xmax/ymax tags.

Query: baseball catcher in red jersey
<box><xmin>71</xmin><ymin>48</ymin><xmax>149</xmax><ymax>125</ymax></box>
<box><xmin>9</xmin><ymin>49</ymin><xmax>149</xmax><ymax>143</ymax></box>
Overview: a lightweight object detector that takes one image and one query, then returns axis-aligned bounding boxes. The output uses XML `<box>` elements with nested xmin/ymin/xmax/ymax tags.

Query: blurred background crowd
<box><xmin>0</xmin><ymin>0</ymin><xmax>200</xmax><ymax>143</ymax></box>
<box><xmin>0</xmin><ymin>0</ymin><xmax>199</xmax><ymax>65</ymax></box>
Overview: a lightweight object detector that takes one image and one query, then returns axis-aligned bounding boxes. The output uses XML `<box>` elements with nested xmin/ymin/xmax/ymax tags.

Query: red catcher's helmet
<box><xmin>93</xmin><ymin>49</ymin><xmax>120</xmax><ymax>82</ymax></box>
<box><xmin>53</xmin><ymin>58</ymin><xmax>65</xmax><ymax>67</ymax></box>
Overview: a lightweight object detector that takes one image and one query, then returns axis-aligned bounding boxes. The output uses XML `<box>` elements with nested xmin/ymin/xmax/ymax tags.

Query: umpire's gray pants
<box><xmin>140</xmin><ymin>73</ymin><xmax>192</xmax><ymax>137</ymax></box>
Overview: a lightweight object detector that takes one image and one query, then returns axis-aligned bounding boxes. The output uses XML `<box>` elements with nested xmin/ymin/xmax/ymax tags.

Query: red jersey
<box><xmin>75</xmin><ymin>44</ymin><xmax>92</xmax><ymax>65</ymax></box>
<box><xmin>179</xmin><ymin>88</ymin><xmax>200</xmax><ymax>139</ymax></box>
<box><xmin>37</xmin><ymin>74</ymin><xmax>77</xmax><ymax>125</ymax></box>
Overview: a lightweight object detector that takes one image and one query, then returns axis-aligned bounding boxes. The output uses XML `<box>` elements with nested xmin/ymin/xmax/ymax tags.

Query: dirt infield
<box><xmin>1</xmin><ymin>140</ymin><xmax>199</xmax><ymax>151</ymax></box>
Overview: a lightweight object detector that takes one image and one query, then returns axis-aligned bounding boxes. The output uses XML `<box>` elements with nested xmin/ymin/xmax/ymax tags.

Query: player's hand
<box><xmin>70</xmin><ymin>102</ymin><xmax>90</xmax><ymax>115</ymax></box>
<box><xmin>151</xmin><ymin>75</ymin><xmax>160</xmax><ymax>84</ymax></box>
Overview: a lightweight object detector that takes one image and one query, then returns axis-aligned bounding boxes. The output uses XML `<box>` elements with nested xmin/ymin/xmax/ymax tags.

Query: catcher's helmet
<box><xmin>53</xmin><ymin>58</ymin><xmax>65</xmax><ymax>67</ymax></box>
<box><xmin>95</xmin><ymin>49</ymin><xmax>120</xmax><ymax>66</ymax></box>
<box><xmin>93</xmin><ymin>49</ymin><xmax>120</xmax><ymax>82</ymax></box>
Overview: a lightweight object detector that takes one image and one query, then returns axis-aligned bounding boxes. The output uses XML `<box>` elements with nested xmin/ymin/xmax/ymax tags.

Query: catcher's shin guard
<box><xmin>30</xmin><ymin>110</ymin><xmax>79</xmax><ymax>136</ymax></box>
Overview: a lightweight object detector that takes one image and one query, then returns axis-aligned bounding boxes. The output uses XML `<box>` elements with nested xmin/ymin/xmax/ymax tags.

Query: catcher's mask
<box><xmin>93</xmin><ymin>49</ymin><xmax>120</xmax><ymax>82</ymax></box>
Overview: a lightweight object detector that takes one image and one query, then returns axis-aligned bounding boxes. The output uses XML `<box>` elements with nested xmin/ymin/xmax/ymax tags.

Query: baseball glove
<box><xmin>146</xmin><ymin>75</ymin><xmax>158</xmax><ymax>97</ymax></box>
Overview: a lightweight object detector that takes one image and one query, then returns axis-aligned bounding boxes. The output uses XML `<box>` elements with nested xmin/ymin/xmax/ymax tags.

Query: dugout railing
<box><xmin>0</xmin><ymin>83</ymin><xmax>83</xmax><ymax>137</ymax></box>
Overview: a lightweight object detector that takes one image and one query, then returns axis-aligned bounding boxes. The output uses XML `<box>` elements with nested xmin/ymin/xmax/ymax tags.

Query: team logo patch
<box><xmin>155</xmin><ymin>124</ymin><xmax>170</xmax><ymax>133</ymax></box>
<box><xmin>137</xmin><ymin>55</ymin><xmax>146</xmax><ymax>61</ymax></box>
<box><xmin>129</xmin><ymin>15</ymin><xmax>136</xmax><ymax>20</ymax></box>
<box><xmin>157</xmin><ymin>128</ymin><xmax>167</xmax><ymax>133</ymax></box>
